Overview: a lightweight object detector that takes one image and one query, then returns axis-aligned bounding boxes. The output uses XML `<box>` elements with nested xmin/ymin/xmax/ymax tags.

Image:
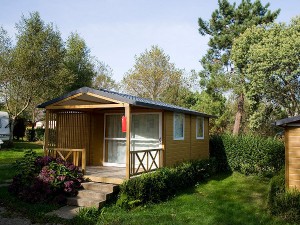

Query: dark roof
<box><xmin>38</xmin><ymin>87</ymin><xmax>216</xmax><ymax>118</ymax></box>
<box><xmin>275</xmin><ymin>115</ymin><xmax>300</xmax><ymax>126</ymax></box>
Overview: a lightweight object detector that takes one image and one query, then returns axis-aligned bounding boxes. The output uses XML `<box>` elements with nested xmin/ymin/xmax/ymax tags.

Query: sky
<box><xmin>0</xmin><ymin>0</ymin><xmax>299</xmax><ymax>81</ymax></box>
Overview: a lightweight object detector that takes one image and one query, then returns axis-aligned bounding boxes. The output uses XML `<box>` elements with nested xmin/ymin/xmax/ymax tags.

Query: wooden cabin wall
<box><xmin>56</xmin><ymin>111</ymin><xmax>91</xmax><ymax>164</ymax></box>
<box><xmin>190</xmin><ymin>116</ymin><xmax>209</xmax><ymax>160</ymax></box>
<box><xmin>164</xmin><ymin>112</ymin><xmax>190</xmax><ymax>166</ymax></box>
<box><xmin>89</xmin><ymin>112</ymin><xmax>104</xmax><ymax>166</ymax></box>
<box><xmin>285</xmin><ymin>127</ymin><xmax>300</xmax><ymax>190</ymax></box>
<box><xmin>164</xmin><ymin>112</ymin><xmax>209</xmax><ymax>167</ymax></box>
<box><xmin>47</xmin><ymin>110</ymin><xmax>57</xmax><ymax>148</ymax></box>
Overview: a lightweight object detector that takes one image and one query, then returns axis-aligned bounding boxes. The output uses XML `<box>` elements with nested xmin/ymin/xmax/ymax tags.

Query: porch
<box><xmin>40</xmin><ymin>87</ymin><xmax>166</xmax><ymax>180</ymax></box>
<box><xmin>45</xmin><ymin>147</ymin><xmax>163</xmax><ymax>184</ymax></box>
<box><xmin>84</xmin><ymin>166</ymin><xmax>125</xmax><ymax>184</ymax></box>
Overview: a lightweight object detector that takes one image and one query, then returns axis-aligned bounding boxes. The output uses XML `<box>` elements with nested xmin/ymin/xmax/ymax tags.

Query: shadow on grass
<box><xmin>0</xmin><ymin>186</ymin><xmax>67</xmax><ymax>224</ymax></box>
<box><xmin>12</xmin><ymin>141</ymin><xmax>43</xmax><ymax>150</ymax></box>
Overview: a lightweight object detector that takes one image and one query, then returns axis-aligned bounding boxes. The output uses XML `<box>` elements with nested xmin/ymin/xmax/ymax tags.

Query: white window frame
<box><xmin>103</xmin><ymin>112</ymin><xmax>162</xmax><ymax>167</ymax></box>
<box><xmin>103</xmin><ymin>113</ymin><xmax>126</xmax><ymax>167</ymax></box>
<box><xmin>131</xmin><ymin>112</ymin><xmax>162</xmax><ymax>148</ymax></box>
<box><xmin>196</xmin><ymin>116</ymin><xmax>204</xmax><ymax>140</ymax></box>
<box><xmin>173</xmin><ymin>113</ymin><xmax>185</xmax><ymax>140</ymax></box>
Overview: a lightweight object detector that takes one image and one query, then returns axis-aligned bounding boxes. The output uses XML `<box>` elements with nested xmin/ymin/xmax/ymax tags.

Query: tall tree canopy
<box><xmin>0</xmin><ymin>12</ymin><xmax>66</xmax><ymax>139</ymax></box>
<box><xmin>198</xmin><ymin>0</ymin><xmax>280</xmax><ymax>134</ymax></box>
<box><xmin>122</xmin><ymin>45</ymin><xmax>186</xmax><ymax>105</ymax></box>
<box><xmin>232</xmin><ymin>17</ymin><xmax>300</xmax><ymax>122</ymax></box>
<box><xmin>93</xmin><ymin>61</ymin><xmax>119</xmax><ymax>91</ymax></box>
<box><xmin>63</xmin><ymin>32</ymin><xmax>95</xmax><ymax>92</ymax></box>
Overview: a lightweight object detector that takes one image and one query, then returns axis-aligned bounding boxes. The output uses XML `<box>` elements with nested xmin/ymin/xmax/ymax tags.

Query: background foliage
<box><xmin>268</xmin><ymin>170</ymin><xmax>300</xmax><ymax>223</ymax></box>
<box><xmin>210</xmin><ymin>134</ymin><xmax>285</xmax><ymax>177</ymax></box>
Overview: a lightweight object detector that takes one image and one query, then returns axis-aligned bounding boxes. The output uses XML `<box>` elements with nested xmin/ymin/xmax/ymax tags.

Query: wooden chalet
<box><xmin>38</xmin><ymin>87</ymin><xmax>215</xmax><ymax>184</ymax></box>
<box><xmin>275</xmin><ymin>116</ymin><xmax>300</xmax><ymax>190</ymax></box>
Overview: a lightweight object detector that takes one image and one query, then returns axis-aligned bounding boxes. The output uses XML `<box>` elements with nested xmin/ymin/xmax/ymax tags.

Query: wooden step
<box><xmin>67</xmin><ymin>196</ymin><xmax>106</xmax><ymax>208</ymax></box>
<box><xmin>67</xmin><ymin>182</ymin><xmax>119</xmax><ymax>208</ymax></box>
<box><xmin>77</xmin><ymin>189</ymin><xmax>112</xmax><ymax>200</ymax></box>
<box><xmin>81</xmin><ymin>182</ymin><xmax>118</xmax><ymax>192</ymax></box>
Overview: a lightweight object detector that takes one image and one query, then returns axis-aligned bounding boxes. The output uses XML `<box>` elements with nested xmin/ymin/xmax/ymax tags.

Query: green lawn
<box><xmin>0</xmin><ymin>141</ymin><xmax>43</xmax><ymax>164</ymax></box>
<box><xmin>0</xmin><ymin>141</ymin><xmax>43</xmax><ymax>183</ymax></box>
<box><xmin>76</xmin><ymin>172</ymin><xmax>288</xmax><ymax>225</ymax></box>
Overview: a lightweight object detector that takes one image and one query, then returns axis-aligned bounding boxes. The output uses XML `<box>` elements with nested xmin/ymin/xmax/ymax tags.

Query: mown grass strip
<box><xmin>73</xmin><ymin>173</ymin><xmax>287</xmax><ymax>225</ymax></box>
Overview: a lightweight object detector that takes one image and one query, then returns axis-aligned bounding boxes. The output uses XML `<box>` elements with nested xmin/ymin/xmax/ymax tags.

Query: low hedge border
<box><xmin>268</xmin><ymin>170</ymin><xmax>300</xmax><ymax>223</ymax></box>
<box><xmin>210</xmin><ymin>134</ymin><xmax>285</xmax><ymax>177</ymax></box>
<box><xmin>117</xmin><ymin>158</ymin><xmax>216</xmax><ymax>209</ymax></box>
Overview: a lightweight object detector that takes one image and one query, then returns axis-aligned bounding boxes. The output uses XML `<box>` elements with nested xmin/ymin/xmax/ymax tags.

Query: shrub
<box><xmin>268</xmin><ymin>170</ymin><xmax>300</xmax><ymax>223</ymax></box>
<box><xmin>25</xmin><ymin>128</ymin><xmax>45</xmax><ymax>141</ymax></box>
<box><xmin>117</xmin><ymin>158</ymin><xmax>216</xmax><ymax>209</ymax></box>
<box><xmin>13</xmin><ymin>118</ymin><xmax>26</xmax><ymax>140</ymax></box>
<box><xmin>35</xmin><ymin>128</ymin><xmax>45</xmax><ymax>141</ymax></box>
<box><xmin>210</xmin><ymin>134</ymin><xmax>284</xmax><ymax>177</ymax></box>
<box><xmin>9</xmin><ymin>149</ymin><xmax>84</xmax><ymax>204</ymax></box>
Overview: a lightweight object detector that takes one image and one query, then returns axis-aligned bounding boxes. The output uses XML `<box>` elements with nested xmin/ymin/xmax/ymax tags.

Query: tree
<box><xmin>93</xmin><ymin>61</ymin><xmax>119</xmax><ymax>91</ymax></box>
<box><xmin>198</xmin><ymin>0</ymin><xmax>280</xmax><ymax>134</ymax></box>
<box><xmin>63</xmin><ymin>32</ymin><xmax>95</xmax><ymax>92</ymax></box>
<box><xmin>122</xmin><ymin>45</ymin><xmax>184</xmax><ymax>104</ymax></box>
<box><xmin>231</xmin><ymin>17</ymin><xmax>300</xmax><ymax>122</ymax></box>
<box><xmin>0</xmin><ymin>12</ymin><xmax>66</xmax><ymax>140</ymax></box>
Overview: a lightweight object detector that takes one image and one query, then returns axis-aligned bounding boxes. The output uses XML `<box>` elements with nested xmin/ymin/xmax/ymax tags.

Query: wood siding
<box><xmin>45</xmin><ymin>108</ymin><xmax>210</xmax><ymax>170</ymax></box>
<box><xmin>46</xmin><ymin>110</ymin><xmax>91</xmax><ymax>165</ymax></box>
<box><xmin>190</xmin><ymin>116</ymin><xmax>209</xmax><ymax>160</ymax></box>
<box><xmin>89</xmin><ymin>112</ymin><xmax>104</xmax><ymax>166</ymax></box>
<box><xmin>164</xmin><ymin>112</ymin><xmax>209</xmax><ymax>167</ymax></box>
<box><xmin>286</xmin><ymin>127</ymin><xmax>300</xmax><ymax>190</ymax></box>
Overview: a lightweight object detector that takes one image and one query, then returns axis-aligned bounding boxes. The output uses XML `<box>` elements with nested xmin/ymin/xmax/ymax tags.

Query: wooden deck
<box><xmin>84</xmin><ymin>166</ymin><xmax>126</xmax><ymax>184</ymax></box>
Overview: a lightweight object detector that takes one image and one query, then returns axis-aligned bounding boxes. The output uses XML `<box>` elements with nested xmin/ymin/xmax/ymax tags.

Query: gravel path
<box><xmin>0</xmin><ymin>206</ymin><xmax>64</xmax><ymax>225</ymax></box>
<box><xmin>0</xmin><ymin>206</ymin><xmax>32</xmax><ymax>225</ymax></box>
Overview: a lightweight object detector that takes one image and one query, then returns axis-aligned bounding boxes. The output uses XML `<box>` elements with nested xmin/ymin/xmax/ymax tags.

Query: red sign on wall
<box><xmin>122</xmin><ymin>116</ymin><xmax>127</xmax><ymax>132</ymax></box>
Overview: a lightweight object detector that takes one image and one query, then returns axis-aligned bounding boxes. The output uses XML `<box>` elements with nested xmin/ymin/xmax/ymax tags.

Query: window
<box><xmin>173</xmin><ymin>113</ymin><xmax>184</xmax><ymax>140</ymax></box>
<box><xmin>105</xmin><ymin>114</ymin><xmax>126</xmax><ymax>164</ymax></box>
<box><xmin>196</xmin><ymin>117</ymin><xmax>204</xmax><ymax>139</ymax></box>
<box><xmin>131</xmin><ymin>113</ymin><xmax>161</xmax><ymax>151</ymax></box>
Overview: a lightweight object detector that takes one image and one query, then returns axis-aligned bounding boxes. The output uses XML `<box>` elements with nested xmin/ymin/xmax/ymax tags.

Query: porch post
<box><xmin>44</xmin><ymin>109</ymin><xmax>50</xmax><ymax>156</ymax></box>
<box><xmin>125</xmin><ymin>104</ymin><xmax>131</xmax><ymax>179</ymax></box>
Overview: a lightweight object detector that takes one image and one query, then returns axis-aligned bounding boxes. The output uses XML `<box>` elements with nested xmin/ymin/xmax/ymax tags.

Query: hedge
<box><xmin>117</xmin><ymin>158</ymin><xmax>216</xmax><ymax>209</ymax></box>
<box><xmin>25</xmin><ymin>128</ymin><xmax>45</xmax><ymax>141</ymax></box>
<box><xmin>210</xmin><ymin>134</ymin><xmax>284</xmax><ymax>177</ymax></box>
<box><xmin>268</xmin><ymin>170</ymin><xmax>300</xmax><ymax>223</ymax></box>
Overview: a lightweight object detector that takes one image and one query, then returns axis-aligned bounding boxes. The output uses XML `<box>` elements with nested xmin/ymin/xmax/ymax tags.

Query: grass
<box><xmin>73</xmin><ymin>173</ymin><xmax>289</xmax><ymax>225</ymax></box>
<box><xmin>0</xmin><ymin>141</ymin><xmax>43</xmax><ymax>183</ymax></box>
<box><xmin>0</xmin><ymin>141</ymin><xmax>43</xmax><ymax>164</ymax></box>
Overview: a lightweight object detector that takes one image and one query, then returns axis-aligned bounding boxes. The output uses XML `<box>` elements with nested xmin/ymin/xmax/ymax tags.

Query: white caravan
<box><xmin>0</xmin><ymin>111</ymin><xmax>10</xmax><ymax>141</ymax></box>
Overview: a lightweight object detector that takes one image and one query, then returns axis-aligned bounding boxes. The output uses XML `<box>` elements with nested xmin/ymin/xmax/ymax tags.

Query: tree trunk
<box><xmin>233</xmin><ymin>93</ymin><xmax>244</xmax><ymax>135</ymax></box>
<box><xmin>9</xmin><ymin>117</ymin><xmax>16</xmax><ymax>141</ymax></box>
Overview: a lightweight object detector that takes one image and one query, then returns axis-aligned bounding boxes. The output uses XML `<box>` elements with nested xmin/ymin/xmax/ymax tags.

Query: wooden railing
<box><xmin>130</xmin><ymin>148</ymin><xmax>162</xmax><ymax>177</ymax></box>
<box><xmin>45</xmin><ymin>148</ymin><xmax>86</xmax><ymax>174</ymax></box>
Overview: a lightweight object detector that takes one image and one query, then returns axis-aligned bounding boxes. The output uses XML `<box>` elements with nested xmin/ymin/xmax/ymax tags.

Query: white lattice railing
<box><xmin>130</xmin><ymin>148</ymin><xmax>162</xmax><ymax>177</ymax></box>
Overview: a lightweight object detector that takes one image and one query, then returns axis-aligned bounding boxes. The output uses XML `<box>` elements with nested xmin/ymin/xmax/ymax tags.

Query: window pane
<box><xmin>106</xmin><ymin>140</ymin><xmax>126</xmax><ymax>163</ymax></box>
<box><xmin>131</xmin><ymin>140</ymin><xmax>160</xmax><ymax>151</ymax></box>
<box><xmin>131</xmin><ymin>114</ymin><xmax>159</xmax><ymax>140</ymax></box>
<box><xmin>174</xmin><ymin>113</ymin><xmax>184</xmax><ymax>139</ymax></box>
<box><xmin>197</xmin><ymin>117</ymin><xmax>204</xmax><ymax>138</ymax></box>
<box><xmin>106</xmin><ymin>115</ymin><xmax>125</xmax><ymax>138</ymax></box>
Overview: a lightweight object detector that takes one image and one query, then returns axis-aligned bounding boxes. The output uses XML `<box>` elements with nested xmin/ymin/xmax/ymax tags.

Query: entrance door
<box><xmin>103</xmin><ymin>113</ymin><xmax>162</xmax><ymax>167</ymax></box>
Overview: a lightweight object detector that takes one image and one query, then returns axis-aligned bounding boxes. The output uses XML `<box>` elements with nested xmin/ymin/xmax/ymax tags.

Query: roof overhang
<box><xmin>37</xmin><ymin>87</ymin><xmax>217</xmax><ymax>118</ymax></box>
<box><xmin>275</xmin><ymin>115</ymin><xmax>300</xmax><ymax>127</ymax></box>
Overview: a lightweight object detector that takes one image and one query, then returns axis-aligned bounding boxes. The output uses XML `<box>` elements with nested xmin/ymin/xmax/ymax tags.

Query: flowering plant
<box><xmin>9</xmin><ymin>150</ymin><xmax>84</xmax><ymax>204</ymax></box>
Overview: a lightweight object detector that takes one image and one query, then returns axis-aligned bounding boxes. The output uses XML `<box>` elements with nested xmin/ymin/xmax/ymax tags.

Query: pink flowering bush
<box><xmin>9</xmin><ymin>150</ymin><xmax>84</xmax><ymax>204</ymax></box>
